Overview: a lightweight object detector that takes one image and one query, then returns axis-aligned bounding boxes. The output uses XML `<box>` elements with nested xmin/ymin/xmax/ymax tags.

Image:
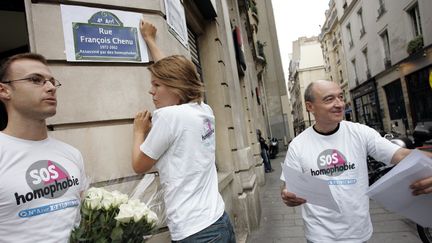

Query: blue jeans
<box><xmin>172</xmin><ymin>212</ymin><xmax>236</xmax><ymax>243</ymax></box>
<box><xmin>261</xmin><ymin>149</ymin><xmax>272</xmax><ymax>172</ymax></box>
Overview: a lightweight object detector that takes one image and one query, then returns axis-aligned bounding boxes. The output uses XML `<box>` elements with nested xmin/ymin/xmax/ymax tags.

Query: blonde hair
<box><xmin>148</xmin><ymin>55</ymin><xmax>204</xmax><ymax>104</ymax></box>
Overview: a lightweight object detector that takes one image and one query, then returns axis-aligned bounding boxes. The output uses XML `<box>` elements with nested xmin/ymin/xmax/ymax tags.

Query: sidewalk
<box><xmin>247</xmin><ymin>152</ymin><xmax>423</xmax><ymax>243</ymax></box>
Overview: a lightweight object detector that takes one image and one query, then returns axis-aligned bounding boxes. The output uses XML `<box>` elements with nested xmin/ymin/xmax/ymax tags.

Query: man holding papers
<box><xmin>280</xmin><ymin>80</ymin><xmax>432</xmax><ymax>243</ymax></box>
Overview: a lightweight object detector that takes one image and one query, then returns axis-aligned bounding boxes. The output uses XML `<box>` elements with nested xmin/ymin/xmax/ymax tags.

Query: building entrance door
<box><xmin>0</xmin><ymin>1</ymin><xmax>29</xmax><ymax>59</ymax></box>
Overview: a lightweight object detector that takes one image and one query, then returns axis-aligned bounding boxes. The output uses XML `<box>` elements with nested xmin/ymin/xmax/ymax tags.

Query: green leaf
<box><xmin>99</xmin><ymin>213</ymin><xmax>106</xmax><ymax>223</ymax></box>
<box><xmin>111</xmin><ymin>226</ymin><xmax>123</xmax><ymax>240</ymax></box>
<box><xmin>69</xmin><ymin>233</ymin><xmax>77</xmax><ymax>243</ymax></box>
<box><xmin>82</xmin><ymin>206</ymin><xmax>91</xmax><ymax>216</ymax></box>
<box><xmin>95</xmin><ymin>237</ymin><xmax>108</xmax><ymax>243</ymax></box>
<box><xmin>93</xmin><ymin>210</ymin><xmax>101</xmax><ymax>219</ymax></box>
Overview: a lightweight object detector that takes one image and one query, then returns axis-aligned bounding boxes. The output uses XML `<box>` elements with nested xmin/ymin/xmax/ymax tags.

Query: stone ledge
<box><xmin>218</xmin><ymin>171</ymin><xmax>234</xmax><ymax>191</ymax></box>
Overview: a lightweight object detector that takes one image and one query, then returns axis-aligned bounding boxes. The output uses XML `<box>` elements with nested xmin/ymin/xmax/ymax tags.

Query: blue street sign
<box><xmin>72</xmin><ymin>11</ymin><xmax>141</xmax><ymax>61</ymax></box>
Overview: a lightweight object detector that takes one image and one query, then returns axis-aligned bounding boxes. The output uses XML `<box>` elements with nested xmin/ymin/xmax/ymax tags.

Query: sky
<box><xmin>271</xmin><ymin>0</ymin><xmax>330</xmax><ymax>81</ymax></box>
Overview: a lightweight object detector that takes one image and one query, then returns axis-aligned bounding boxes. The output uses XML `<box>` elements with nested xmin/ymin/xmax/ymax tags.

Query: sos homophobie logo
<box><xmin>14</xmin><ymin>160</ymin><xmax>80</xmax><ymax>205</ymax></box>
<box><xmin>311</xmin><ymin>149</ymin><xmax>356</xmax><ymax>177</ymax></box>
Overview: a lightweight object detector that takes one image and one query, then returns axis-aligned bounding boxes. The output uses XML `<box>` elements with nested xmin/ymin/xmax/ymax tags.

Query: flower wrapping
<box><xmin>70</xmin><ymin>187</ymin><xmax>159</xmax><ymax>243</ymax></box>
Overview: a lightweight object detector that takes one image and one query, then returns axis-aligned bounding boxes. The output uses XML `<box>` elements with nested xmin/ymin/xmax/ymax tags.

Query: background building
<box><xmin>0</xmin><ymin>0</ymin><xmax>288</xmax><ymax>241</ymax></box>
<box><xmin>322</xmin><ymin>0</ymin><xmax>432</xmax><ymax>135</ymax></box>
<box><xmin>320</xmin><ymin>0</ymin><xmax>352</xmax><ymax>121</ymax></box>
<box><xmin>288</xmin><ymin>36</ymin><xmax>326</xmax><ymax>135</ymax></box>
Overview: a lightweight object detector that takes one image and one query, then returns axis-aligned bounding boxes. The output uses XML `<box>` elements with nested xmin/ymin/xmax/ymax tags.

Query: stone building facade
<box><xmin>321</xmin><ymin>0</ymin><xmax>432</xmax><ymax>135</ymax></box>
<box><xmin>0</xmin><ymin>0</ymin><xmax>288</xmax><ymax>241</ymax></box>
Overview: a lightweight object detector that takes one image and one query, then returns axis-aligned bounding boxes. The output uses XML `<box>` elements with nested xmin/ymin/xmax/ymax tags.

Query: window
<box><xmin>346</xmin><ymin>23</ymin><xmax>353</xmax><ymax>48</ymax></box>
<box><xmin>357</xmin><ymin>8</ymin><xmax>366</xmax><ymax>37</ymax></box>
<box><xmin>332</xmin><ymin>37</ymin><xmax>338</xmax><ymax>47</ymax></box>
<box><xmin>377</xmin><ymin>0</ymin><xmax>386</xmax><ymax>19</ymax></box>
<box><xmin>351</xmin><ymin>59</ymin><xmax>358</xmax><ymax>85</ymax></box>
<box><xmin>380</xmin><ymin>30</ymin><xmax>391</xmax><ymax>68</ymax></box>
<box><xmin>406</xmin><ymin>67</ymin><xmax>432</xmax><ymax>124</ymax></box>
<box><xmin>384</xmin><ymin>80</ymin><xmax>406</xmax><ymax>120</ymax></box>
<box><xmin>187</xmin><ymin>26</ymin><xmax>203</xmax><ymax>81</ymax></box>
<box><xmin>362</xmin><ymin>48</ymin><xmax>370</xmax><ymax>78</ymax></box>
<box><xmin>355</xmin><ymin>92</ymin><xmax>381</xmax><ymax>130</ymax></box>
<box><xmin>336</xmin><ymin>50</ymin><xmax>340</xmax><ymax>65</ymax></box>
<box><xmin>407</xmin><ymin>3</ymin><xmax>422</xmax><ymax>37</ymax></box>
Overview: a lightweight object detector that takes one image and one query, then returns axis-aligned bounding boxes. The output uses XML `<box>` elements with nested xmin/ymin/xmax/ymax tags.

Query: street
<box><xmin>248</xmin><ymin>152</ymin><xmax>423</xmax><ymax>243</ymax></box>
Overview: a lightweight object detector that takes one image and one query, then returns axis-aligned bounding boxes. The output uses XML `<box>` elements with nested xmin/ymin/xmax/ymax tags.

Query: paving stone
<box><xmin>369</xmin><ymin>231</ymin><xmax>422</xmax><ymax>243</ymax></box>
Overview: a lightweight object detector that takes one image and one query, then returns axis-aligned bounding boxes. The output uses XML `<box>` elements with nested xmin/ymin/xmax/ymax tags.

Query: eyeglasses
<box><xmin>1</xmin><ymin>75</ymin><xmax>62</xmax><ymax>88</ymax></box>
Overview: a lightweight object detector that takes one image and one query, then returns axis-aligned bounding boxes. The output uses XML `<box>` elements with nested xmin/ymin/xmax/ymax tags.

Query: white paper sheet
<box><xmin>282</xmin><ymin>163</ymin><xmax>340</xmax><ymax>213</ymax></box>
<box><xmin>366</xmin><ymin>150</ymin><xmax>432</xmax><ymax>227</ymax></box>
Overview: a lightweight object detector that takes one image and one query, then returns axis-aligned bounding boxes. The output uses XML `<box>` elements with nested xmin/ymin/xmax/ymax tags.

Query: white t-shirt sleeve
<box><xmin>364</xmin><ymin>126</ymin><xmax>401</xmax><ymax>165</ymax></box>
<box><xmin>140</xmin><ymin>111</ymin><xmax>174</xmax><ymax>160</ymax></box>
<box><xmin>280</xmin><ymin>142</ymin><xmax>303</xmax><ymax>181</ymax></box>
<box><xmin>76</xmin><ymin>152</ymin><xmax>88</xmax><ymax>192</ymax></box>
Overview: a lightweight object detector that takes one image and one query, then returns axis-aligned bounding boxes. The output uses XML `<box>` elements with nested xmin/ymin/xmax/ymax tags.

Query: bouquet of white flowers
<box><xmin>70</xmin><ymin>187</ymin><xmax>159</xmax><ymax>243</ymax></box>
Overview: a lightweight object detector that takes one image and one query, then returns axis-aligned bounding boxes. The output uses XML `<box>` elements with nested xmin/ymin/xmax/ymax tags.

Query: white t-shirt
<box><xmin>0</xmin><ymin>132</ymin><xmax>87</xmax><ymax>243</ymax></box>
<box><xmin>281</xmin><ymin>121</ymin><xmax>400</xmax><ymax>243</ymax></box>
<box><xmin>140</xmin><ymin>102</ymin><xmax>225</xmax><ymax>241</ymax></box>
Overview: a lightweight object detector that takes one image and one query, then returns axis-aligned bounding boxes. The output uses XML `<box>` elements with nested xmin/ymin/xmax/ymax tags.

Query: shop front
<box><xmin>351</xmin><ymin>79</ymin><xmax>384</xmax><ymax>133</ymax></box>
<box><xmin>405</xmin><ymin>65</ymin><xmax>432</xmax><ymax>126</ymax></box>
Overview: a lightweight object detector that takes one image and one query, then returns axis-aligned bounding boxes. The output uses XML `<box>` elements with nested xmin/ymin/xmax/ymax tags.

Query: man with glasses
<box><xmin>0</xmin><ymin>53</ymin><xmax>87</xmax><ymax>242</ymax></box>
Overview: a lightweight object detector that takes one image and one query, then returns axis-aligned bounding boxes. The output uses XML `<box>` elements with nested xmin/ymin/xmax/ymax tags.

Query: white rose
<box><xmin>115</xmin><ymin>203</ymin><xmax>134</xmax><ymax>223</ymax></box>
<box><xmin>100</xmin><ymin>190</ymin><xmax>115</xmax><ymax>210</ymax></box>
<box><xmin>132</xmin><ymin>202</ymin><xmax>158</xmax><ymax>224</ymax></box>
<box><xmin>111</xmin><ymin>190</ymin><xmax>129</xmax><ymax>207</ymax></box>
<box><xmin>84</xmin><ymin>187</ymin><xmax>104</xmax><ymax>210</ymax></box>
<box><xmin>127</xmin><ymin>199</ymin><xmax>145</xmax><ymax>208</ymax></box>
<box><xmin>115</xmin><ymin>199</ymin><xmax>158</xmax><ymax>225</ymax></box>
<box><xmin>146</xmin><ymin>210</ymin><xmax>158</xmax><ymax>225</ymax></box>
<box><xmin>133</xmin><ymin>206</ymin><xmax>147</xmax><ymax>223</ymax></box>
